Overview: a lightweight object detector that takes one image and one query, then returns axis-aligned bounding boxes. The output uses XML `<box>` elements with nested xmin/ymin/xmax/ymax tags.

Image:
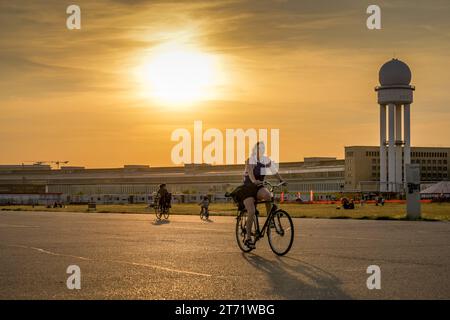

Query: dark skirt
<box><xmin>233</xmin><ymin>183</ymin><xmax>264</xmax><ymax>203</ymax></box>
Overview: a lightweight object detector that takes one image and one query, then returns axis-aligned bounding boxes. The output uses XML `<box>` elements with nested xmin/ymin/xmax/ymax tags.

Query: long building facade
<box><xmin>1</xmin><ymin>146</ymin><xmax>449</xmax><ymax>205</ymax></box>
<box><xmin>0</xmin><ymin>158</ymin><xmax>345</xmax><ymax>204</ymax></box>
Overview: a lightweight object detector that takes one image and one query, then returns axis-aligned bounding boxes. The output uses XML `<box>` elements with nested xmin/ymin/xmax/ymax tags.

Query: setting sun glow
<box><xmin>137</xmin><ymin>43</ymin><xmax>223</xmax><ymax>106</ymax></box>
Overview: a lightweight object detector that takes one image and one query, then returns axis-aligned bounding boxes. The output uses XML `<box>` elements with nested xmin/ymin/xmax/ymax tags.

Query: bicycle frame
<box><xmin>160</xmin><ymin>203</ymin><xmax>169</xmax><ymax>213</ymax></box>
<box><xmin>253</xmin><ymin>202</ymin><xmax>278</xmax><ymax>240</ymax></box>
<box><xmin>200</xmin><ymin>206</ymin><xmax>209</xmax><ymax>217</ymax></box>
<box><xmin>238</xmin><ymin>200</ymin><xmax>280</xmax><ymax>239</ymax></box>
<box><xmin>236</xmin><ymin>180</ymin><xmax>286</xmax><ymax>239</ymax></box>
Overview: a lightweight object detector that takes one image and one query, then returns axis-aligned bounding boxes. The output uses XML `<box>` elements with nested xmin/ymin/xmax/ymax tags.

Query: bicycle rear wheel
<box><xmin>235</xmin><ymin>211</ymin><xmax>256</xmax><ymax>253</ymax></box>
<box><xmin>267</xmin><ymin>209</ymin><xmax>294</xmax><ymax>256</ymax></box>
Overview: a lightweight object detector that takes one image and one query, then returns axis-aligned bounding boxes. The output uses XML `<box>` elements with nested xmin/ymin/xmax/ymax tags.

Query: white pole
<box><xmin>380</xmin><ymin>105</ymin><xmax>387</xmax><ymax>192</ymax></box>
<box><xmin>395</xmin><ymin>105</ymin><xmax>403</xmax><ymax>192</ymax></box>
<box><xmin>388</xmin><ymin>104</ymin><xmax>396</xmax><ymax>192</ymax></box>
<box><xmin>404</xmin><ymin>104</ymin><xmax>411</xmax><ymax>187</ymax></box>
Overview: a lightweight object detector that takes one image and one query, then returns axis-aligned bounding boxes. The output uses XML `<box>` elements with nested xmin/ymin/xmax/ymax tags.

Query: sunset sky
<box><xmin>1</xmin><ymin>0</ymin><xmax>450</xmax><ymax>168</ymax></box>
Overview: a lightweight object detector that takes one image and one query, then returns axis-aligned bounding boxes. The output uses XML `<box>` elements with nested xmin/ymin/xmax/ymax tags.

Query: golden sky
<box><xmin>1</xmin><ymin>0</ymin><xmax>450</xmax><ymax>167</ymax></box>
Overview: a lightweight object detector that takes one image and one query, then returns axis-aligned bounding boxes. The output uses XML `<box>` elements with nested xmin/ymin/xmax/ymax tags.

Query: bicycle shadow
<box><xmin>151</xmin><ymin>219</ymin><xmax>170</xmax><ymax>226</ymax></box>
<box><xmin>241</xmin><ymin>253</ymin><xmax>351</xmax><ymax>299</ymax></box>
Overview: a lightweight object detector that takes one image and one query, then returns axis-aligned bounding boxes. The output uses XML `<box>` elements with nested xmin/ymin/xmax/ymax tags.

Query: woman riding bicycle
<box><xmin>236</xmin><ymin>141</ymin><xmax>285</xmax><ymax>248</ymax></box>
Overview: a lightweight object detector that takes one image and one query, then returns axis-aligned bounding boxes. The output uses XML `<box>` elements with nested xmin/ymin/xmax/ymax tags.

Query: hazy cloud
<box><xmin>1</xmin><ymin>0</ymin><xmax>450</xmax><ymax>166</ymax></box>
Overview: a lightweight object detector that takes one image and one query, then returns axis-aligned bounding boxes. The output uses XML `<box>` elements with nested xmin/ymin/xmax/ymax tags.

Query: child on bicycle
<box><xmin>199</xmin><ymin>196</ymin><xmax>210</xmax><ymax>219</ymax></box>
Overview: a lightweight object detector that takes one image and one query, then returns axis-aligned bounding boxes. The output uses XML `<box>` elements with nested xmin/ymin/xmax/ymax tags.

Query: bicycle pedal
<box><xmin>244</xmin><ymin>240</ymin><xmax>256</xmax><ymax>249</ymax></box>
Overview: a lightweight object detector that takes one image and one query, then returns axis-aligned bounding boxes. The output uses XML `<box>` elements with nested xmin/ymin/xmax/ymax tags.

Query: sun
<box><xmin>136</xmin><ymin>43</ymin><xmax>223</xmax><ymax>106</ymax></box>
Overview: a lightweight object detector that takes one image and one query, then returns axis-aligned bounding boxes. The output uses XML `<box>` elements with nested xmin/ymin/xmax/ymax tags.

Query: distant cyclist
<box><xmin>234</xmin><ymin>141</ymin><xmax>285</xmax><ymax>248</ymax></box>
<box><xmin>157</xmin><ymin>184</ymin><xmax>169</xmax><ymax>210</ymax></box>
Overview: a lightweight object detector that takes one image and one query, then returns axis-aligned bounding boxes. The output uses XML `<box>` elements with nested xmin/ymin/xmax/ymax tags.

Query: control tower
<box><xmin>375</xmin><ymin>58</ymin><xmax>415</xmax><ymax>192</ymax></box>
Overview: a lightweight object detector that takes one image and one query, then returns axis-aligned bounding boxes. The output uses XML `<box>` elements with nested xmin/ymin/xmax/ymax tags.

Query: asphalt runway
<box><xmin>0</xmin><ymin>210</ymin><xmax>449</xmax><ymax>299</ymax></box>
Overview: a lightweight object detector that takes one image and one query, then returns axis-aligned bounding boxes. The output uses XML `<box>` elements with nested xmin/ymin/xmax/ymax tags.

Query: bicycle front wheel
<box><xmin>163</xmin><ymin>207</ymin><xmax>169</xmax><ymax>219</ymax></box>
<box><xmin>267</xmin><ymin>210</ymin><xmax>294</xmax><ymax>256</ymax></box>
<box><xmin>155</xmin><ymin>205</ymin><xmax>162</xmax><ymax>220</ymax></box>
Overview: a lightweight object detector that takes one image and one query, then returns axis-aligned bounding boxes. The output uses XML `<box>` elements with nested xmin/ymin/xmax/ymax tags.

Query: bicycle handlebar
<box><xmin>263</xmin><ymin>180</ymin><xmax>287</xmax><ymax>191</ymax></box>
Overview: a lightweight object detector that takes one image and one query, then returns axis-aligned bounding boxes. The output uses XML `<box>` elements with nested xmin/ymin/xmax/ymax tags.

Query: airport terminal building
<box><xmin>344</xmin><ymin>146</ymin><xmax>450</xmax><ymax>192</ymax></box>
<box><xmin>1</xmin><ymin>145</ymin><xmax>449</xmax><ymax>205</ymax></box>
<box><xmin>0</xmin><ymin>157</ymin><xmax>345</xmax><ymax>204</ymax></box>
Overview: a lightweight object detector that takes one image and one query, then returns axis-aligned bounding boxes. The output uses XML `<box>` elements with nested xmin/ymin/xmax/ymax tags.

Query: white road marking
<box><xmin>168</xmin><ymin>226</ymin><xmax>227</xmax><ymax>233</ymax></box>
<box><xmin>0</xmin><ymin>224</ymin><xmax>40</xmax><ymax>228</ymax></box>
<box><xmin>6</xmin><ymin>244</ymin><xmax>211</xmax><ymax>278</ymax></box>
<box><xmin>9</xmin><ymin>244</ymin><xmax>91</xmax><ymax>260</ymax></box>
<box><xmin>298</xmin><ymin>234</ymin><xmax>388</xmax><ymax>241</ymax></box>
<box><xmin>111</xmin><ymin>260</ymin><xmax>212</xmax><ymax>277</ymax></box>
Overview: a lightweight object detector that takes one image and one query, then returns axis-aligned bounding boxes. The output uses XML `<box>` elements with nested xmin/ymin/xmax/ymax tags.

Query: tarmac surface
<box><xmin>1</xmin><ymin>210</ymin><xmax>449</xmax><ymax>299</ymax></box>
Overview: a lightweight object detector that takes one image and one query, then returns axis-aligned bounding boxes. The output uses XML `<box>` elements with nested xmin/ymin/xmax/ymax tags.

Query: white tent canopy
<box><xmin>421</xmin><ymin>181</ymin><xmax>450</xmax><ymax>195</ymax></box>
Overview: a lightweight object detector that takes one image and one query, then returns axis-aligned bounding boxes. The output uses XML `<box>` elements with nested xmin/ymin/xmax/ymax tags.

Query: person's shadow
<box><xmin>242</xmin><ymin>253</ymin><xmax>351</xmax><ymax>299</ymax></box>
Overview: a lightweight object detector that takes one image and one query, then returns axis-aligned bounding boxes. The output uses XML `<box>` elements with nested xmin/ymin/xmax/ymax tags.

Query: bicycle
<box><xmin>154</xmin><ymin>196</ymin><xmax>170</xmax><ymax>220</ymax></box>
<box><xmin>231</xmin><ymin>181</ymin><xmax>294</xmax><ymax>256</ymax></box>
<box><xmin>199</xmin><ymin>206</ymin><xmax>209</xmax><ymax>220</ymax></box>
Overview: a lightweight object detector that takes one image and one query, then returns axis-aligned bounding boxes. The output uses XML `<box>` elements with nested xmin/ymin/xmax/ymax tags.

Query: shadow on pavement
<box><xmin>242</xmin><ymin>253</ymin><xmax>351</xmax><ymax>299</ymax></box>
<box><xmin>151</xmin><ymin>219</ymin><xmax>170</xmax><ymax>226</ymax></box>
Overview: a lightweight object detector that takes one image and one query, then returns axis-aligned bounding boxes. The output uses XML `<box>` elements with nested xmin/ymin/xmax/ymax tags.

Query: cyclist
<box><xmin>235</xmin><ymin>141</ymin><xmax>285</xmax><ymax>248</ymax></box>
<box><xmin>157</xmin><ymin>184</ymin><xmax>169</xmax><ymax>211</ymax></box>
